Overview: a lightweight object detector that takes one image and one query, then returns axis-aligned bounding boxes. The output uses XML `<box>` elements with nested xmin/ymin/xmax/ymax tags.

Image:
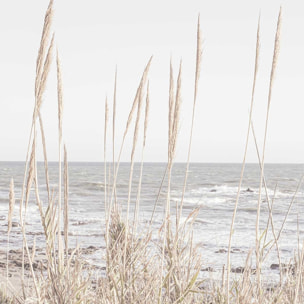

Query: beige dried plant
<box><xmin>256</xmin><ymin>8</ymin><xmax>281</xmax><ymax>297</ymax></box>
<box><xmin>226</xmin><ymin>16</ymin><xmax>261</xmax><ymax>302</ymax></box>
<box><xmin>8</xmin><ymin>178</ymin><xmax>15</xmax><ymax>235</ymax></box>
<box><xmin>35</xmin><ymin>0</ymin><xmax>54</xmax><ymax>97</ymax></box>
<box><xmin>177</xmin><ymin>15</ymin><xmax>203</xmax><ymax>229</ymax></box>
<box><xmin>104</xmin><ymin>97</ymin><xmax>109</xmax><ymax>214</ymax></box>
<box><xmin>64</xmin><ymin>145</ymin><xmax>69</xmax><ymax>257</ymax></box>
<box><xmin>124</xmin><ymin>57</ymin><xmax>153</xmax><ymax>139</ymax></box>
<box><xmin>134</xmin><ymin>82</ymin><xmax>150</xmax><ymax>228</ymax></box>
<box><xmin>56</xmin><ymin>49</ymin><xmax>65</xmax><ymax>271</ymax></box>
<box><xmin>7</xmin><ymin>178</ymin><xmax>15</xmax><ymax>289</ymax></box>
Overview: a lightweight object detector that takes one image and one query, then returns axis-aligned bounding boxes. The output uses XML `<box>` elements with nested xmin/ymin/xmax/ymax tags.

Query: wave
<box><xmin>190</xmin><ymin>184</ymin><xmax>302</xmax><ymax>199</ymax></box>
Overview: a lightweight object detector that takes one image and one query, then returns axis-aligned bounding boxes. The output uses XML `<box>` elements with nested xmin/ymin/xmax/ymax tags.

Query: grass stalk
<box><xmin>105</xmin><ymin>57</ymin><xmax>152</xmax><ymax>265</ymax></box>
<box><xmin>159</xmin><ymin>60</ymin><xmax>182</xmax><ymax>303</ymax></box>
<box><xmin>64</xmin><ymin>145</ymin><xmax>69</xmax><ymax>259</ymax></box>
<box><xmin>134</xmin><ymin>82</ymin><xmax>150</xmax><ymax>231</ymax></box>
<box><xmin>38</xmin><ymin>112</ymin><xmax>51</xmax><ymax>203</ymax></box>
<box><xmin>6</xmin><ymin>178</ymin><xmax>15</xmax><ymax>291</ymax></box>
<box><xmin>256</xmin><ymin>9</ymin><xmax>281</xmax><ymax>297</ymax></box>
<box><xmin>123</xmin><ymin>70</ymin><xmax>145</xmax><ymax>302</ymax></box>
<box><xmin>251</xmin><ymin>120</ymin><xmax>285</xmax><ymax>287</ymax></box>
<box><xmin>104</xmin><ymin>97</ymin><xmax>109</xmax><ymax>219</ymax></box>
<box><xmin>112</xmin><ymin>68</ymin><xmax>117</xmax><ymax>204</ymax></box>
<box><xmin>56</xmin><ymin>49</ymin><xmax>64</xmax><ymax>271</ymax></box>
<box><xmin>177</xmin><ymin>14</ymin><xmax>203</xmax><ymax>236</ymax></box>
<box><xmin>226</xmin><ymin>16</ymin><xmax>260</xmax><ymax>303</ymax></box>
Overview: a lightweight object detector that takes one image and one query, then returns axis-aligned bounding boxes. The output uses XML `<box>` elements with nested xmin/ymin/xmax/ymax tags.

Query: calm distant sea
<box><xmin>1</xmin><ymin>162</ymin><xmax>304</xmax><ymax>280</ymax></box>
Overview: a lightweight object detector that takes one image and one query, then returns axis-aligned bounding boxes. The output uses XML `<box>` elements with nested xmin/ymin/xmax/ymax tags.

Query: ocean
<box><xmin>1</xmin><ymin>161</ymin><xmax>304</xmax><ymax>281</ymax></box>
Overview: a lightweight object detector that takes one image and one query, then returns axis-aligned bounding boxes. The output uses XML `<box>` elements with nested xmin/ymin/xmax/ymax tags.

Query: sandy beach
<box><xmin>0</xmin><ymin>245</ymin><xmax>102</xmax><ymax>299</ymax></box>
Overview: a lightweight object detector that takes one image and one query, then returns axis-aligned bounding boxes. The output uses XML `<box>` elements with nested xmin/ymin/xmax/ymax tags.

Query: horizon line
<box><xmin>1</xmin><ymin>160</ymin><xmax>303</xmax><ymax>165</ymax></box>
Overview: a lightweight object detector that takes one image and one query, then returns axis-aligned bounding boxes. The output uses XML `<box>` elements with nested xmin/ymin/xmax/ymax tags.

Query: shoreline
<box><xmin>0</xmin><ymin>245</ymin><xmax>103</xmax><ymax>298</ymax></box>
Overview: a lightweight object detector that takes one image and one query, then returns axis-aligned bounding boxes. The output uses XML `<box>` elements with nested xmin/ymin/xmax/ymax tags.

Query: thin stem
<box><xmin>226</xmin><ymin>17</ymin><xmax>260</xmax><ymax>302</ymax></box>
<box><xmin>256</xmin><ymin>10</ymin><xmax>281</xmax><ymax>296</ymax></box>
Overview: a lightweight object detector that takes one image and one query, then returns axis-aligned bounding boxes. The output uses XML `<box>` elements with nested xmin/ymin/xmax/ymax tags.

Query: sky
<box><xmin>0</xmin><ymin>0</ymin><xmax>304</xmax><ymax>163</ymax></box>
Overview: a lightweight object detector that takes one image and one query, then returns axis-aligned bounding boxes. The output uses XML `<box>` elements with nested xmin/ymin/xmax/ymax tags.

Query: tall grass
<box><xmin>3</xmin><ymin>1</ymin><xmax>304</xmax><ymax>304</ymax></box>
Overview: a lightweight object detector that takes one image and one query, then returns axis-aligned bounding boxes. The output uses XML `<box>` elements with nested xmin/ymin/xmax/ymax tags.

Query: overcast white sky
<box><xmin>0</xmin><ymin>0</ymin><xmax>304</xmax><ymax>163</ymax></box>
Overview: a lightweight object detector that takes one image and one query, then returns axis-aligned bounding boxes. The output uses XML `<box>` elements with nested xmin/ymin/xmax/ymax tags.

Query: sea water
<box><xmin>1</xmin><ymin>162</ymin><xmax>304</xmax><ymax>282</ymax></box>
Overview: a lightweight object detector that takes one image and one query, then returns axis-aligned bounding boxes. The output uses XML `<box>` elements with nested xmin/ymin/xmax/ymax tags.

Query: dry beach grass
<box><xmin>1</xmin><ymin>1</ymin><xmax>304</xmax><ymax>303</ymax></box>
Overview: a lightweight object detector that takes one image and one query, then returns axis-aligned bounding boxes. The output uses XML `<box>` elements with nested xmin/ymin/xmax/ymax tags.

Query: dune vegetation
<box><xmin>1</xmin><ymin>1</ymin><xmax>304</xmax><ymax>303</ymax></box>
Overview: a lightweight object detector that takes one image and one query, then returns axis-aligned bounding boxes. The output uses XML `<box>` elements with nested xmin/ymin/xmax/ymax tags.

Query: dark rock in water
<box><xmin>3</xmin><ymin>221</ymin><xmax>19</xmax><ymax>228</ymax></box>
<box><xmin>270</xmin><ymin>263</ymin><xmax>295</xmax><ymax>274</ymax></box>
<box><xmin>27</xmin><ymin>231</ymin><xmax>43</xmax><ymax>236</ymax></box>
<box><xmin>215</xmin><ymin>249</ymin><xmax>227</xmax><ymax>253</ymax></box>
<box><xmin>84</xmin><ymin>245</ymin><xmax>98</xmax><ymax>254</ymax></box>
<box><xmin>72</xmin><ymin>221</ymin><xmax>88</xmax><ymax>226</ymax></box>
<box><xmin>201</xmin><ymin>266</ymin><xmax>215</xmax><ymax>272</ymax></box>
<box><xmin>270</xmin><ymin>263</ymin><xmax>280</xmax><ymax>270</ymax></box>
<box><xmin>231</xmin><ymin>266</ymin><xmax>245</xmax><ymax>273</ymax></box>
<box><xmin>231</xmin><ymin>266</ymin><xmax>256</xmax><ymax>274</ymax></box>
<box><xmin>215</xmin><ymin>248</ymin><xmax>244</xmax><ymax>254</ymax></box>
<box><xmin>0</xmin><ymin>215</ymin><xmax>5</xmax><ymax>221</ymax></box>
<box><xmin>13</xmin><ymin>260</ymin><xmax>22</xmax><ymax>268</ymax></box>
<box><xmin>9</xmin><ymin>249</ymin><xmax>19</xmax><ymax>254</ymax></box>
<box><xmin>246</xmin><ymin>188</ymin><xmax>254</xmax><ymax>192</ymax></box>
<box><xmin>210</xmin><ymin>189</ymin><xmax>217</xmax><ymax>193</ymax></box>
<box><xmin>68</xmin><ymin>245</ymin><xmax>99</xmax><ymax>255</ymax></box>
<box><xmin>231</xmin><ymin>248</ymin><xmax>245</xmax><ymax>253</ymax></box>
<box><xmin>12</xmin><ymin>260</ymin><xmax>46</xmax><ymax>271</ymax></box>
